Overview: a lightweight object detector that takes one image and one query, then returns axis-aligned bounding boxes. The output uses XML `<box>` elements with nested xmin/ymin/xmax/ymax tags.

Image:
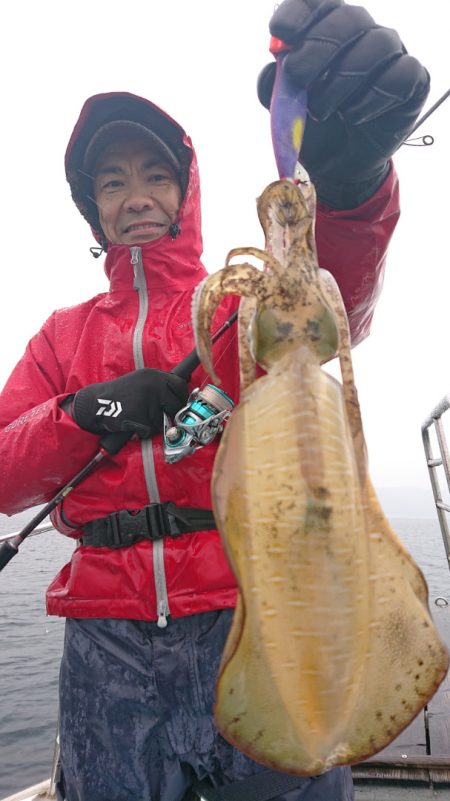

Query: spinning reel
<box><xmin>163</xmin><ymin>384</ymin><xmax>234</xmax><ymax>463</ymax></box>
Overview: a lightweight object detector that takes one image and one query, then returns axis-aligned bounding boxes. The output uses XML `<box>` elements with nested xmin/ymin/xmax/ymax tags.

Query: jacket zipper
<box><xmin>130</xmin><ymin>246</ymin><xmax>171</xmax><ymax>628</ymax></box>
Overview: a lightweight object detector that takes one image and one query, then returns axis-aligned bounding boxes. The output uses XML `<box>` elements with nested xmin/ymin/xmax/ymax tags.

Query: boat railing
<box><xmin>422</xmin><ymin>393</ymin><xmax>450</xmax><ymax>570</ymax></box>
<box><xmin>0</xmin><ymin>521</ymin><xmax>54</xmax><ymax>545</ymax></box>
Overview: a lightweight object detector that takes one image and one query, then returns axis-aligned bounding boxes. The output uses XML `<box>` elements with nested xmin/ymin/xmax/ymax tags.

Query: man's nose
<box><xmin>125</xmin><ymin>183</ymin><xmax>155</xmax><ymax>212</ymax></box>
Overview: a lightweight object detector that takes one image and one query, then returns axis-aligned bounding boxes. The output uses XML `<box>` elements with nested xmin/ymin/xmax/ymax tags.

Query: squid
<box><xmin>191</xmin><ymin>179</ymin><xmax>449</xmax><ymax>776</ymax></box>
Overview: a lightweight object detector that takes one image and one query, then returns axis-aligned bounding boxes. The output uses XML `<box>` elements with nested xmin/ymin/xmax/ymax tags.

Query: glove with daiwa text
<box><xmin>72</xmin><ymin>368</ymin><xmax>189</xmax><ymax>439</ymax></box>
<box><xmin>257</xmin><ymin>0</ymin><xmax>430</xmax><ymax>209</ymax></box>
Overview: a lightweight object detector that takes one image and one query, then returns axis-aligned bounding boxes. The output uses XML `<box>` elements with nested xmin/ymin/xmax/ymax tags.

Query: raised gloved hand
<box><xmin>257</xmin><ymin>0</ymin><xmax>430</xmax><ymax>209</ymax></box>
<box><xmin>72</xmin><ymin>369</ymin><xmax>189</xmax><ymax>439</ymax></box>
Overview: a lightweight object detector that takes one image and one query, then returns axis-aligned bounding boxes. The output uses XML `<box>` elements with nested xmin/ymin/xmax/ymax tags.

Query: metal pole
<box><xmin>422</xmin><ymin>396</ymin><xmax>450</xmax><ymax>570</ymax></box>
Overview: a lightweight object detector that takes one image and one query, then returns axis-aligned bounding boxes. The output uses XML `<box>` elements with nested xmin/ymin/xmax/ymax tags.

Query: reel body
<box><xmin>163</xmin><ymin>384</ymin><xmax>234</xmax><ymax>464</ymax></box>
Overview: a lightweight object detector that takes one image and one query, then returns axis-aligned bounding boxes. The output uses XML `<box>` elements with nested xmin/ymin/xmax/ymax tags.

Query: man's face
<box><xmin>93</xmin><ymin>136</ymin><xmax>182</xmax><ymax>245</ymax></box>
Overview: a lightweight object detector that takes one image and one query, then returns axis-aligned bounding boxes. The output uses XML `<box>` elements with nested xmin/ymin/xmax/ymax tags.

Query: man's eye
<box><xmin>149</xmin><ymin>173</ymin><xmax>170</xmax><ymax>183</ymax></box>
<box><xmin>102</xmin><ymin>179</ymin><xmax>123</xmax><ymax>190</ymax></box>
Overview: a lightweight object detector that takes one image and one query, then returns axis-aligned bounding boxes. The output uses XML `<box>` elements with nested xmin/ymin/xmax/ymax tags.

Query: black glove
<box><xmin>72</xmin><ymin>368</ymin><xmax>189</xmax><ymax>439</ymax></box>
<box><xmin>257</xmin><ymin>0</ymin><xmax>430</xmax><ymax>209</ymax></box>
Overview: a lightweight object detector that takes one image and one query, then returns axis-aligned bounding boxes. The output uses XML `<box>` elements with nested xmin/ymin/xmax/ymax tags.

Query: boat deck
<box><xmin>352</xmin><ymin>605</ymin><xmax>450</xmax><ymax>798</ymax></box>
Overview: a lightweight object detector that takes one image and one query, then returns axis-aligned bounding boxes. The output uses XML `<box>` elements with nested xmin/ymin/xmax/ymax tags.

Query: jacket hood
<box><xmin>65</xmin><ymin>92</ymin><xmax>202</xmax><ymax>258</ymax></box>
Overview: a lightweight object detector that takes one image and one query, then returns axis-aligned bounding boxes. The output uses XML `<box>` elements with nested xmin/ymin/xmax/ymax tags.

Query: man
<box><xmin>0</xmin><ymin>1</ymin><xmax>430</xmax><ymax>799</ymax></box>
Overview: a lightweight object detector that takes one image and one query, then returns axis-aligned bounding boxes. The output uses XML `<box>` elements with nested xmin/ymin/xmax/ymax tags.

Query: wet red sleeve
<box><xmin>315</xmin><ymin>163</ymin><xmax>400</xmax><ymax>346</ymax></box>
<box><xmin>0</xmin><ymin>315</ymin><xmax>99</xmax><ymax>515</ymax></box>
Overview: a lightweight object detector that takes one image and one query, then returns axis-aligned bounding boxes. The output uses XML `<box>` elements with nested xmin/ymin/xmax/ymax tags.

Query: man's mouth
<box><xmin>124</xmin><ymin>221</ymin><xmax>165</xmax><ymax>234</ymax></box>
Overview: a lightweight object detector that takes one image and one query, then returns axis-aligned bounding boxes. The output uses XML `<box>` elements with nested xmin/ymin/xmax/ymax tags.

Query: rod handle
<box><xmin>0</xmin><ymin>540</ymin><xmax>19</xmax><ymax>572</ymax></box>
<box><xmin>99</xmin><ymin>431</ymin><xmax>133</xmax><ymax>455</ymax></box>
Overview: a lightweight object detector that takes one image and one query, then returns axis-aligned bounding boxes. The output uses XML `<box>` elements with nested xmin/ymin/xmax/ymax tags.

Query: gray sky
<box><xmin>0</xmin><ymin>0</ymin><xmax>449</xmax><ymax>495</ymax></box>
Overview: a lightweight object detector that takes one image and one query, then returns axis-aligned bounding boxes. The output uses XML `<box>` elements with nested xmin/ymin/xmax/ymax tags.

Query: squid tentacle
<box><xmin>237</xmin><ymin>296</ymin><xmax>258</xmax><ymax>391</ymax></box>
<box><xmin>225</xmin><ymin>246</ymin><xmax>282</xmax><ymax>276</ymax></box>
<box><xmin>192</xmin><ymin>264</ymin><xmax>276</xmax><ymax>385</ymax></box>
<box><xmin>318</xmin><ymin>268</ymin><xmax>367</xmax><ymax>486</ymax></box>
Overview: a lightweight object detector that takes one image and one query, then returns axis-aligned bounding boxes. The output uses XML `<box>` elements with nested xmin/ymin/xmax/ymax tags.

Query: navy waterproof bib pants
<box><xmin>58</xmin><ymin>610</ymin><xmax>354</xmax><ymax>801</ymax></box>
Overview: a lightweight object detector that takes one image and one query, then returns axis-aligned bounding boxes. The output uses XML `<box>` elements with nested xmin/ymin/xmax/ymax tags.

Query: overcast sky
<box><xmin>0</xmin><ymin>0</ymin><xmax>449</xmax><ymax>497</ymax></box>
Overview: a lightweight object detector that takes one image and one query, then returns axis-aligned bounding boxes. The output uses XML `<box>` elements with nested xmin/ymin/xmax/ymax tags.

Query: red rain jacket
<box><xmin>0</xmin><ymin>94</ymin><xmax>400</xmax><ymax>622</ymax></box>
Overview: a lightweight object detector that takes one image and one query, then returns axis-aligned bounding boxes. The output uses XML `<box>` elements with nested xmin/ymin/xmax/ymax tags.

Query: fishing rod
<box><xmin>0</xmin><ymin>309</ymin><xmax>238</xmax><ymax>572</ymax></box>
<box><xmin>411</xmin><ymin>88</ymin><xmax>450</xmax><ymax>135</ymax></box>
<box><xmin>403</xmin><ymin>87</ymin><xmax>450</xmax><ymax>146</ymax></box>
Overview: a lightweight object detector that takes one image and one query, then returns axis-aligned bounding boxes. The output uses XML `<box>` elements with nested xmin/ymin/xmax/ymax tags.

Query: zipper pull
<box><xmin>130</xmin><ymin>246</ymin><xmax>142</xmax><ymax>290</ymax></box>
<box><xmin>157</xmin><ymin>600</ymin><xmax>169</xmax><ymax>628</ymax></box>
